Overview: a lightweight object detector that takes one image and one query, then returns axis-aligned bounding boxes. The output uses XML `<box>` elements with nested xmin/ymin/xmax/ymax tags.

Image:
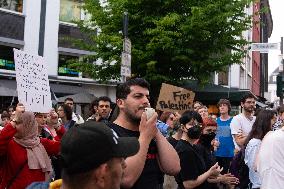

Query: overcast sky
<box><xmin>268</xmin><ymin>0</ymin><xmax>284</xmax><ymax>75</ymax></box>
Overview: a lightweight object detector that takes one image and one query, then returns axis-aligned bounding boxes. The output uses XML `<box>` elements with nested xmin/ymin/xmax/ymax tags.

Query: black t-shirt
<box><xmin>167</xmin><ymin>136</ymin><xmax>179</xmax><ymax>148</ymax></box>
<box><xmin>195</xmin><ymin>143</ymin><xmax>219</xmax><ymax>189</ymax></box>
<box><xmin>108</xmin><ymin>123</ymin><xmax>164</xmax><ymax>189</ymax></box>
<box><xmin>175</xmin><ymin>140</ymin><xmax>209</xmax><ymax>189</ymax></box>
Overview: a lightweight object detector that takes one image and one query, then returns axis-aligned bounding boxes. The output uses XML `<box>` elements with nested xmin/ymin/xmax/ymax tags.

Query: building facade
<box><xmin>214</xmin><ymin>0</ymin><xmax>273</xmax><ymax>101</ymax></box>
<box><xmin>0</xmin><ymin>0</ymin><xmax>116</xmax><ymax>117</ymax></box>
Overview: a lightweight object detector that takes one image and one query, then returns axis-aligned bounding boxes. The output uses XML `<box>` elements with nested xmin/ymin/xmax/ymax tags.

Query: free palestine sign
<box><xmin>156</xmin><ymin>83</ymin><xmax>195</xmax><ymax>113</ymax></box>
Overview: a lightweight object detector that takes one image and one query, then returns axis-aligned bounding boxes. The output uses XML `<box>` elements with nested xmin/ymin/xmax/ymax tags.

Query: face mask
<box><xmin>187</xmin><ymin>125</ymin><xmax>202</xmax><ymax>139</ymax></box>
<box><xmin>199</xmin><ymin>132</ymin><xmax>216</xmax><ymax>147</ymax></box>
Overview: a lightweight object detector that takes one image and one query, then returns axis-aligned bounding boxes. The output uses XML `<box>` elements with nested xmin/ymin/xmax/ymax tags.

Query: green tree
<box><xmin>71</xmin><ymin>0</ymin><xmax>254</xmax><ymax>85</ymax></box>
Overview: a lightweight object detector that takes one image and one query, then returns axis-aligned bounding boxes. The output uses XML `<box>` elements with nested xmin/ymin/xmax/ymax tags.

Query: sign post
<box><xmin>121</xmin><ymin>12</ymin><xmax>131</xmax><ymax>82</ymax></box>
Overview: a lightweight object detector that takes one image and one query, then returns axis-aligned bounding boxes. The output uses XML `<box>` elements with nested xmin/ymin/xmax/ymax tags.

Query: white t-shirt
<box><xmin>230</xmin><ymin>113</ymin><xmax>255</xmax><ymax>149</ymax></box>
<box><xmin>257</xmin><ymin>129</ymin><xmax>284</xmax><ymax>189</ymax></box>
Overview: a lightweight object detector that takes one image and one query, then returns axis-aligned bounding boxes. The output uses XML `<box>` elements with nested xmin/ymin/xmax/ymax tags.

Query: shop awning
<box><xmin>0</xmin><ymin>82</ymin><xmax>17</xmax><ymax>96</ymax></box>
<box><xmin>183</xmin><ymin>80</ymin><xmax>256</xmax><ymax>105</ymax></box>
<box><xmin>56</xmin><ymin>92</ymin><xmax>96</xmax><ymax>104</ymax></box>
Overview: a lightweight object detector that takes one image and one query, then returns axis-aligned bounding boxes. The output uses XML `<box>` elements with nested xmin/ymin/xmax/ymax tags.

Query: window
<box><xmin>0</xmin><ymin>45</ymin><xmax>15</xmax><ymax>70</ymax></box>
<box><xmin>58</xmin><ymin>54</ymin><xmax>80</xmax><ymax>77</ymax></box>
<box><xmin>218</xmin><ymin>66</ymin><xmax>229</xmax><ymax>85</ymax></box>
<box><xmin>273</xmin><ymin>75</ymin><xmax>276</xmax><ymax>82</ymax></box>
<box><xmin>59</xmin><ymin>0</ymin><xmax>82</xmax><ymax>23</ymax></box>
<box><xmin>0</xmin><ymin>0</ymin><xmax>23</xmax><ymax>12</ymax></box>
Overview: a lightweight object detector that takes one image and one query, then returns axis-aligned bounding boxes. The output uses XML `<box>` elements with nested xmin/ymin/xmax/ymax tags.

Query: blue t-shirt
<box><xmin>215</xmin><ymin>117</ymin><xmax>234</xmax><ymax>157</ymax></box>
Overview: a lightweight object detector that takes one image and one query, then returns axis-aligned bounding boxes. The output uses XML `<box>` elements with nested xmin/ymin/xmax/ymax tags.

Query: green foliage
<box><xmin>70</xmin><ymin>0</ymin><xmax>254</xmax><ymax>84</ymax></box>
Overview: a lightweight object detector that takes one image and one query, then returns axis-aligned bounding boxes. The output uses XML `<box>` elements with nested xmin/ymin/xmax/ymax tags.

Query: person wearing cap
<box><xmin>27</xmin><ymin>121</ymin><xmax>139</xmax><ymax>189</ymax></box>
<box><xmin>109</xmin><ymin>78</ymin><xmax>180</xmax><ymax>189</ymax></box>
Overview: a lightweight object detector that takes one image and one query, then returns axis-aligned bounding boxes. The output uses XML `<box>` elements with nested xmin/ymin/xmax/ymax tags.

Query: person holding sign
<box><xmin>0</xmin><ymin>111</ymin><xmax>60</xmax><ymax>189</ymax></box>
<box><xmin>108</xmin><ymin>78</ymin><xmax>180</xmax><ymax>189</ymax></box>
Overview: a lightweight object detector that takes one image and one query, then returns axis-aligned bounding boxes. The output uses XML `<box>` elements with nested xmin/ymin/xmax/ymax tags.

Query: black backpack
<box><xmin>229</xmin><ymin>148</ymin><xmax>251</xmax><ymax>189</ymax></box>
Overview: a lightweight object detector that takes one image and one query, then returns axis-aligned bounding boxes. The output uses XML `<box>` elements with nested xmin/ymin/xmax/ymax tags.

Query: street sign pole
<box><xmin>121</xmin><ymin>12</ymin><xmax>131</xmax><ymax>82</ymax></box>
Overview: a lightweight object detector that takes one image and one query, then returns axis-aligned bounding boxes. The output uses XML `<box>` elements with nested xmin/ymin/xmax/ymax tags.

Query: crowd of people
<box><xmin>0</xmin><ymin>77</ymin><xmax>283</xmax><ymax>189</ymax></box>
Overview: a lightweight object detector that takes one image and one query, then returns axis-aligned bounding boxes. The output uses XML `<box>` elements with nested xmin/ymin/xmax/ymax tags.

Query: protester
<box><xmin>57</xmin><ymin>104</ymin><xmax>76</xmax><ymax>131</ymax></box>
<box><xmin>44</xmin><ymin>110</ymin><xmax>65</xmax><ymax>180</ymax></box>
<box><xmin>44</xmin><ymin>110</ymin><xmax>63</xmax><ymax>140</ymax></box>
<box><xmin>257</xmin><ymin>124</ymin><xmax>284</xmax><ymax>188</ymax></box>
<box><xmin>0</xmin><ymin>111</ymin><xmax>60</xmax><ymax>189</ymax></box>
<box><xmin>193</xmin><ymin>101</ymin><xmax>203</xmax><ymax>112</ymax></box>
<box><xmin>166</xmin><ymin>112</ymin><xmax>182</xmax><ymax>147</ymax></box>
<box><xmin>244</xmin><ymin>110</ymin><xmax>276</xmax><ymax>189</ymax></box>
<box><xmin>230</xmin><ymin>94</ymin><xmax>256</xmax><ymax>150</ymax></box>
<box><xmin>15</xmin><ymin>103</ymin><xmax>25</xmax><ymax>113</ymax></box>
<box><xmin>0</xmin><ymin>112</ymin><xmax>10</xmax><ymax>130</ymax></box>
<box><xmin>215</xmin><ymin>99</ymin><xmax>234</xmax><ymax>174</ymax></box>
<box><xmin>64</xmin><ymin>98</ymin><xmax>84</xmax><ymax>124</ymax></box>
<box><xmin>34</xmin><ymin>112</ymin><xmax>49</xmax><ymax>138</ymax></box>
<box><xmin>87</xmin><ymin>96</ymin><xmax>112</xmax><ymax>122</ymax></box>
<box><xmin>175</xmin><ymin>111</ymin><xmax>222</xmax><ymax>189</ymax></box>
<box><xmin>198</xmin><ymin>117</ymin><xmax>239</xmax><ymax>189</ymax></box>
<box><xmin>272</xmin><ymin>105</ymin><xmax>284</xmax><ymax>130</ymax></box>
<box><xmin>197</xmin><ymin>105</ymin><xmax>209</xmax><ymax>119</ymax></box>
<box><xmin>27</xmin><ymin>121</ymin><xmax>140</xmax><ymax>189</ymax></box>
<box><xmin>7</xmin><ymin>105</ymin><xmax>14</xmax><ymax>117</ymax></box>
<box><xmin>109</xmin><ymin>78</ymin><xmax>180</xmax><ymax>189</ymax></box>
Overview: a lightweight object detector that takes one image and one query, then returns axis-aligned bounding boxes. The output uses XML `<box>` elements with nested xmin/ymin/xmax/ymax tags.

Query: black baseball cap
<box><xmin>61</xmin><ymin>121</ymin><xmax>139</xmax><ymax>174</ymax></box>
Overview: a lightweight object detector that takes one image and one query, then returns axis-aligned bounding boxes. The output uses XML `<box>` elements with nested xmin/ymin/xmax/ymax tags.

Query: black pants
<box><xmin>216</xmin><ymin>156</ymin><xmax>233</xmax><ymax>174</ymax></box>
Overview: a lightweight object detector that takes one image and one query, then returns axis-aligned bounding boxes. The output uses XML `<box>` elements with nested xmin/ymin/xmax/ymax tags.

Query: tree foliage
<box><xmin>71</xmin><ymin>0</ymin><xmax>254</xmax><ymax>84</ymax></box>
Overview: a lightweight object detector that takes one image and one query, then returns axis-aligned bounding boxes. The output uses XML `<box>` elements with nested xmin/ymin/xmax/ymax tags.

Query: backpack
<box><xmin>229</xmin><ymin>148</ymin><xmax>251</xmax><ymax>189</ymax></box>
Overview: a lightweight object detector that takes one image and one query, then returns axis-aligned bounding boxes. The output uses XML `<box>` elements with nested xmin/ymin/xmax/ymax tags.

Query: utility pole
<box><xmin>121</xmin><ymin>12</ymin><xmax>131</xmax><ymax>82</ymax></box>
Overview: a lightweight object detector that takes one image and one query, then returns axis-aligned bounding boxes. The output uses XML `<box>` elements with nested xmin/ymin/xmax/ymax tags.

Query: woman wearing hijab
<box><xmin>0</xmin><ymin>111</ymin><xmax>60</xmax><ymax>189</ymax></box>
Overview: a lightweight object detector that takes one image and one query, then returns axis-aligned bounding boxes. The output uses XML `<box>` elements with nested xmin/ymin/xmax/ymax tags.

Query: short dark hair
<box><xmin>7</xmin><ymin>105</ymin><xmax>14</xmax><ymax>111</ymax></box>
<box><xmin>217</xmin><ymin>99</ymin><xmax>231</xmax><ymax>113</ymax></box>
<box><xmin>277</xmin><ymin>105</ymin><xmax>284</xmax><ymax>114</ymax></box>
<box><xmin>98</xmin><ymin>96</ymin><xmax>112</xmax><ymax>104</ymax></box>
<box><xmin>89</xmin><ymin>96</ymin><xmax>112</xmax><ymax>114</ymax></box>
<box><xmin>64</xmin><ymin>98</ymin><xmax>74</xmax><ymax>103</ymax></box>
<box><xmin>61</xmin><ymin>168</ymin><xmax>93</xmax><ymax>189</ymax></box>
<box><xmin>1</xmin><ymin>112</ymin><xmax>10</xmax><ymax>120</ymax></box>
<box><xmin>59</xmin><ymin>104</ymin><xmax>73</xmax><ymax>120</ymax></box>
<box><xmin>180</xmin><ymin>110</ymin><xmax>203</xmax><ymax>125</ymax></box>
<box><xmin>240</xmin><ymin>93</ymin><xmax>255</xmax><ymax>104</ymax></box>
<box><xmin>116</xmin><ymin>78</ymin><xmax>150</xmax><ymax>99</ymax></box>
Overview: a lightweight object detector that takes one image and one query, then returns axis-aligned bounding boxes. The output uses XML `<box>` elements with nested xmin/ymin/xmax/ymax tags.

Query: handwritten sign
<box><xmin>14</xmin><ymin>49</ymin><xmax>52</xmax><ymax>113</ymax></box>
<box><xmin>156</xmin><ymin>83</ymin><xmax>195</xmax><ymax>113</ymax></box>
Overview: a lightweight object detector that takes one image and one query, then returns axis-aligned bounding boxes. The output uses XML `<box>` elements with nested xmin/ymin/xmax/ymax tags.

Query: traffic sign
<box><xmin>251</xmin><ymin>43</ymin><xmax>279</xmax><ymax>53</ymax></box>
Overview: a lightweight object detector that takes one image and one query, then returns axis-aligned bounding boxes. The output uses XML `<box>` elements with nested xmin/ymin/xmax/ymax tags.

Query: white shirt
<box><xmin>257</xmin><ymin>130</ymin><xmax>284</xmax><ymax>189</ymax></box>
<box><xmin>230</xmin><ymin>113</ymin><xmax>255</xmax><ymax>149</ymax></box>
<box><xmin>244</xmin><ymin>138</ymin><xmax>261</xmax><ymax>188</ymax></box>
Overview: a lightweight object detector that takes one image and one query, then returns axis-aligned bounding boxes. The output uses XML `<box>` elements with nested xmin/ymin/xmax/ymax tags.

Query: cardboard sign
<box><xmin>14</xmin><ymin>49</ymin><xmax>52</xmax><ymax>113</ymax></box>
<box><xmin>156</xmin><ymin>83</ymin><xmax>195</xmax><ymax>113</ymax></box>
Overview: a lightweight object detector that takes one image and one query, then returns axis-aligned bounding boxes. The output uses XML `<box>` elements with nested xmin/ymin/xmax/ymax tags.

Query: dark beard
<box><xmin>243</xmin><ymin>106</ymin><xmax>254</xmax><ymax>113</ymax></box>
<box><xmin>125</xmin><ymin>111</ymin><xmax>141</xmax><ymax>126</ymax></box>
